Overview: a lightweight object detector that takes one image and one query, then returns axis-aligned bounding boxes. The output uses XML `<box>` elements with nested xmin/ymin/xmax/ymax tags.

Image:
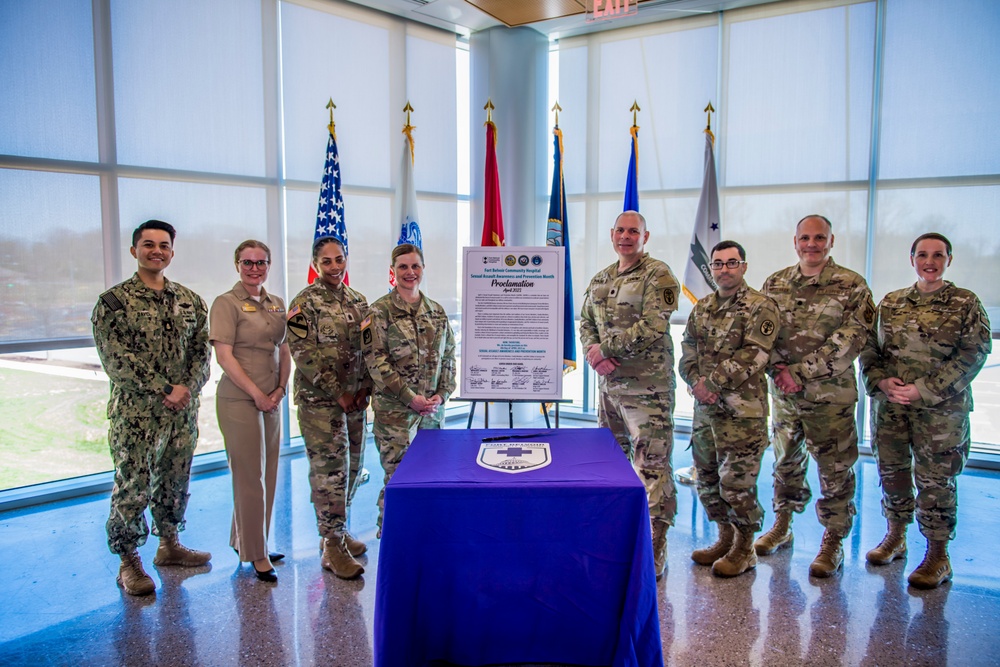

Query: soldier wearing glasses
<box><xmin>680</xmin><ymin>241</ymin><xmax>779</xmax><ymax>577</ymax></box>
<box><xmin>755</xmin><ymin>214</ymin><xmax>876</xmax><ymax>578</ymax></box>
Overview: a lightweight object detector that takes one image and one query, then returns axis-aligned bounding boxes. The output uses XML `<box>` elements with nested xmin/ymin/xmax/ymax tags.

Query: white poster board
<box><xmin>461</xmin><ymin>246</ymin><xmax>564</xmax><ymax>400</ymax></box>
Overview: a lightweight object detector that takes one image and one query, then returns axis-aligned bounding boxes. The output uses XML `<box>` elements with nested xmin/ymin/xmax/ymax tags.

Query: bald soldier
<box><xmin>580</xmin><ymin>210</ymin><xmax>681</xmax><ymax>580</ymax></box>
<box><xmin>680</xmin><ymin>241</ymin><xmax>779</xmax><ymax>578</ymax></box>
<box><xmin>756</xmin><ymin>214</ymin><xmax>876</xmax><ymax>578</ymax></box>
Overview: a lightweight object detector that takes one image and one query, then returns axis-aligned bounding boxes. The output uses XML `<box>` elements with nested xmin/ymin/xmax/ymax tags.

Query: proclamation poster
<box><xmin>461</xmin><ymin>246</ymin><xmax>564</xmax><ymax>400</ymax></box>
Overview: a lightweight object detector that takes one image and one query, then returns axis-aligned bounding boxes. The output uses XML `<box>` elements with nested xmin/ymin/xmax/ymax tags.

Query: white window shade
<box><xmin>111</xmin><ymin>0</ymin><xmax>267</xmax><ymax>176</ymax></box>
<box><xmin>0</xmin><ymin>0</ymin><xmax>98</xmax><ymax>162</ymax></box>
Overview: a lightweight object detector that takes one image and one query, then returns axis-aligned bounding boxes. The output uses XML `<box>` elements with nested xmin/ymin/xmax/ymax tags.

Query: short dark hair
<box><xmin>711</xmin><ymin>240</ymin><xmax>746</xmax><ymax>261</ymax></box>
<box><xmin>312</xmin><ymin>236</ymin><xmax>346</xmax><ymax>261</ymax></box>
<box><xmin>132</xmin><ymin>219</ymin><xmax>176</xmax><ymax>247</ymax></box>
<box><xmin>910</xmin><ymin>232</ymin><xmax>952</xmax><ymax>257</ymax></box>
<box><xmin>392</xmin><ymin>243</ymin><xmax>424</xmax><ymax>266</ymax></box>
<box><xmin>795</xmin><ymin>214</ymin><xmax>832</xmax><ymax>233</ymax></box>
<box><xmin>234</xmin><ymin>239</ymin><xmax>271</xmax><ymax>264</ymax></box>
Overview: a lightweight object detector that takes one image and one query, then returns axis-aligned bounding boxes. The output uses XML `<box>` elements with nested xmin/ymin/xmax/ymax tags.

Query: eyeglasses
<box><xmin>710</xmin><ymin>259</ymin><xmax>746</xmax><ymax>270</ymax></box>
<box><xmin>239</xmin><ymin>259</ymin><xmax>270</xmax><ymax>268</ymax></box>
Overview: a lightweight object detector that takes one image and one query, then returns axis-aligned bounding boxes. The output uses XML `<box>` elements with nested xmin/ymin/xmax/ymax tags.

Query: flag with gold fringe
<box><xmin>545</xmin><ymin>120</ymin><xmax>576</xmax><ymax>372</ymax></box>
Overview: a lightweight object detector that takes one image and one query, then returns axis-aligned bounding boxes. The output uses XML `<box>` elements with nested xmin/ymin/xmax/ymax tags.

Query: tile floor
<box><xmin>2</xmin><ymin>422</ymin><xmax>999</xmax><ymax>666</ymax></box>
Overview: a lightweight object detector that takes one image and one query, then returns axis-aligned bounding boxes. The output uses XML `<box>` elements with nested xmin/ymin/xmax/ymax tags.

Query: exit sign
<box><xmin>586</xmin><ymin>0</ymin><xmax>638</xmax><ymax>22</ymax></box>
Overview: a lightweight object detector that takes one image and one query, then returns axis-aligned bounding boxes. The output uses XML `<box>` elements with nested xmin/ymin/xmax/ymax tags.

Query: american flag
<box><xmin>308</xmin><ymin>127</ymin><xmax>348</xmax><ymax>284</ymax></box>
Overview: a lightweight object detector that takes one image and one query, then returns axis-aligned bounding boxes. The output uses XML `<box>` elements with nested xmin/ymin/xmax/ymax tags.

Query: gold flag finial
<box><xmin>704</xmin><ymin>101</ymin><xmax>716</xmax><ymax>144</ymax></box>
<box><xmin>402</xmin><ymin>102</ymin><xmax>416</xmax><ymax>164</ymax></box>
<box><xmin>552</xmin><ymin>101</ymin><xmax>562</xmax><ymax>127</ymax></box>
<box><xmin>403</xmin><ymin>101</ymin><xmax>414</xmax><ymax>129</ymax></box>
<box><xmin>326</xmin><ymin>98</ymin><xmax>337</xmax><ymax>138</ymax></box>
<box><xmin>630</xmin><ymin>100</ymin><xmax>641</xmax><ymax>128</ymax></box>
<box><xmin>484</xmin><ymin>98</ymin><xmax>495</xmax><ymax>124</ymax></box>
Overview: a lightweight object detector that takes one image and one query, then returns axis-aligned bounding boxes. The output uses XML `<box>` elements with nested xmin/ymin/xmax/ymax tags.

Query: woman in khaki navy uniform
<box><xmin>210</xmin><ymin>240</ymin><xmax>290</xmax><ymax>583</ymax></box>
<box><xmin>860</xmin><ymin>232</ymin><xmax>991</xmax><ymax>589</ymax></box>
<box><xmin>362</xmin><ymin>243</ymin><xmax>456</xmax><ymax>536</ymax></box>
<box><xmin>287</xmin><ymin>237</ymin><xmax>371</xmax><ymax>579</ymax></box>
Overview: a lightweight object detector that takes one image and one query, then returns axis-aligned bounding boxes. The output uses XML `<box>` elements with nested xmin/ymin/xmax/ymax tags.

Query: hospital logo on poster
<box><xmin>477</xmin><ymin>442</ymin><xmax>552</xmax><ymax>474</ymax></box>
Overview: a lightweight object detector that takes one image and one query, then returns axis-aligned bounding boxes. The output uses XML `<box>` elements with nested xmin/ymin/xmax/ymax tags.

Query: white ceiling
<box><xmin>344</xmin><ymin>0</ymin><xmax>786</xmax><ymax>39</ymax></box>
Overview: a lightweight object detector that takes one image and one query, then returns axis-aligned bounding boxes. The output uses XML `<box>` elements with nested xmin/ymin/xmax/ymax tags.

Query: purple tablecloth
<box><xmin>373</xmin><ymin>428</ymin><xmax>663</xmax><ymax>667</ymax></box>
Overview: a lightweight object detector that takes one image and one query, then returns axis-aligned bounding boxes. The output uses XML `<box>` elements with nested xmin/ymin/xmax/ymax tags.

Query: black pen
<box><xmin>481</xmin><ymin>432</ymin><xmax>556</xmax><ymax>442</ymax></box>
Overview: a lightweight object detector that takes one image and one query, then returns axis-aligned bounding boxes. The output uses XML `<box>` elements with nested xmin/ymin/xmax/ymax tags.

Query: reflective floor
<box><xmin>2</xmin><ymin>422</ymin><xmax>1000</xmax><ymax>666</ymax></box>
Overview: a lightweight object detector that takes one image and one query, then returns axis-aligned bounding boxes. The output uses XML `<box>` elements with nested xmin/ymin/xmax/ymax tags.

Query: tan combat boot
<box><xmin>809</xmin><ymin>529</ymin><xmax>845</xmax><ymax>577</ymax></box>
<box><xmin>153</xmin><ymin>532</ymin><xmax>212</xmax><ymax>567</ymax></box>
<box><xmin>691</xmin><ymin>523</ymin><xmax>735</xmax><ymax>566</ymax></box>
<box><xmin>322</xmin><ymin>534</ymin><xmax>365</xmax><ymax>579</ymax></box>
<box><xmin>118</xmin><ymin>551</ymin><xmax>156</xmax><ymax>596</ymax></box>
<box><xmin>754</xmin><ymin>510</ymin><xmax>793</xmax><ymax>556</ymax></box>
<box><xmin>866</xmin><ymin>520</ymin><xmax>908</xmax><ymax>565</ymax></box>
<box><xmin>344</xmin><ymin>530</ymin><xmax>368</xmax><ymax>557</ymax></box>
<box><xmin>712</xmin><ymin>526</ymin><xmax>758</xmax><ymax>578</ymax></box>
<box><xmin>651</xmin><ymin>521</ymin><xmax>668</xmax><ymax>580</ymax></box>
<box><xmin>908</xmin><ymin>540</ymin><xmax>952</xmax><ymax>589</ymax></box>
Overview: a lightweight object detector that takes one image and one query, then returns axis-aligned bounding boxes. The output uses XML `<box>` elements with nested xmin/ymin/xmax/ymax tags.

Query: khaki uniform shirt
<box><xmin>362</xmin><ymin>290</ymin><xmax>456</xmax><ymax>412</ymax></box>
<box><xmin>762</xmin><ymin>258</ymin><xmax>875</xmax><ymax>404</ymax></box>
<box><xmin>860</xmin><ymin>282</ymin><xmax>991</xmax><ymax>412</ymax></box>
<box><xmin>91</xmin><ymin>273</ymin><xmax>211</xmax><ymax>407</ymax></box>
<box><xmin>286</xmin><ymin>281</ymin><xmax>371</xmax><ymax>407</ymax></box>
<box><xmin>679</xmin><ymin>282</ymin><xmax>780</xmax><ymax>418</ymax></box>
<box><xmin>579</xmin><ymin>253</ymin><xmax>680</xmax><ymax>395</ymax></box>
<box><xmin>209</xmin><ymin>282</ymin><xmax>287</xmax><ymax>399</ymax></box>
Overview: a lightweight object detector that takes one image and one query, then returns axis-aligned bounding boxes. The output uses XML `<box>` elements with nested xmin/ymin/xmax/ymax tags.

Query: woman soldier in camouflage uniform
<box><xmin>361</xmin><ymin>243</ymin><xmax>456</xmax><ymax>536</ymax></box>
<box><xmin>860</xmin><ymin>232</ymin><xmax>991</xmax><ymax>589</ymax></box>
<box><xmin>287</xmin><ymin>237</ymin><xmax>371</xmax><ymax>579</ymax></box>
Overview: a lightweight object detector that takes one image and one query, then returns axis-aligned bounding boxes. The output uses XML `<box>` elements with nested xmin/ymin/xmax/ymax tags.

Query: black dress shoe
<box><xmin>253</xmin><ymin>564</ymin><xmax>278</xmax><ymax>583</ymax></box>
<box><xmin>233</xmin><ymin>547</ymin><xmax>285</xmax><ymax>564</ymax></box>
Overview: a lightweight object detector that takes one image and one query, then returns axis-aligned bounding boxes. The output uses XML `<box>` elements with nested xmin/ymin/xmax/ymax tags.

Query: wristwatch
<box><xmin>163</xmin><ymin>383</ymin><xmax>173</xmax><ymax>396</ymax></box>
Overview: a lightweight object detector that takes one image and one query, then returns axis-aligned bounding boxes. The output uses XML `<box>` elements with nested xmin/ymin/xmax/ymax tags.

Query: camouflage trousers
<box><xmin>598</xmin><ymin>389</ymin><xmax>676</xmax><ymax>525</ymax></box>
<box><xmin>769</xmin><ymin>396</ymin><xmax>858</xmax><ymax>535</ymax></box>
<box><xmin>373</xmin><ymin>405</ymin><xmax>444</xmax><ymax>531</ymax></box>
<box><xmin>870</xmin><ymin>400</ymin><xmax>970</xmax><ymax>541</ymax></box>
<box><xmin>691</xmin><ymin>408</ymin><xmax>768</xmax><ymax>531</ymax></box>
<box><xmin>297</xmin><ymin>403</ymin><xmax>367</xmax><ymax>538</ymax></box>
<box><xmin>106</xmin><ymin>397</ymin><xmax>199</xmax><ymax>555</ymax></box>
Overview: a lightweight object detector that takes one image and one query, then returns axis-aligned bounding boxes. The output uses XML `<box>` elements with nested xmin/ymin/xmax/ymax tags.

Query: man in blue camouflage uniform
<box><xmin>755</xmin><ymin>215</ymin><xmax>876</xmax><ymax>578</ymax></box>
<box><xmin>92</xmin><ymin>220</ymin><xmax>212</xmax><ymax>596</ymax></box>
<box><xmin>580</xmin><ymin>210</ymin><xmax>680</xmax><ymax>580</ymax></box>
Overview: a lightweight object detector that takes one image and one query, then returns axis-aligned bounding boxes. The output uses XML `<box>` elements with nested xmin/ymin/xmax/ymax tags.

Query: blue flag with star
<box><xmin>682</xmin><ymin>130</ymin><xmax>721</xmax><ymax>303</ymax></box>
<box><xmin>308</xmin><ymin>128</ymin><xmax>348</xmax><ymax>284</ymax></box>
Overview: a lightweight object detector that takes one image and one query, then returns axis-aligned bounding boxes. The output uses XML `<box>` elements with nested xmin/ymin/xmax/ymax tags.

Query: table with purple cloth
<box><xmin>373</xmin><ymin>427</ymin><xmax>663</xmax><ymax>667</ymax></box>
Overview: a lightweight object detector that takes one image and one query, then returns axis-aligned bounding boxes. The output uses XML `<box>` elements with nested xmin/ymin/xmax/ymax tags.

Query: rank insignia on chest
<box><xmin>609</xmin><ymin>287</ymin><xmax>618</xmax><ymax>298</ymax></box>
<box><xmin>345</xmin><ymin>312</ymin><xmax>355</xmax><ymax>323</ymax></box>
<box><xmin>164</xmin><ymin>320</ymin><xmax>173</xmax><ymax>331</ymax></box>
<box><xmin>242</xmin><ymin>303</ymin><xmax>257</xmax><ymax>312</ymax></box>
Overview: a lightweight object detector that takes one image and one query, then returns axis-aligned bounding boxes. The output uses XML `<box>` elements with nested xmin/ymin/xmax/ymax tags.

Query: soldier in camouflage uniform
<box><xmin>679</xmin><ymin>241</ymin><xmax>779</xmax><ymax>577</ymax></box>
<box><xmin>579</xmin><ymin>211</ymin><xmax>680</xmax><ymax>580</ymax></box>
<box><xmin>756</xmin><ymin>214</ymin><xmax>876</xmax><ymax>578</ymax></box>
<box><xmin>287</xmin><ymin>237</ymin><xmax>371</xmax><ymax>579</ymax></box>
<box><xmin>860</xmin><ymin>232</ymin><xmax>991</xmax><ymax>589</ymax></box>
<box><xmin>361</xmin><ymin>243</ymin><xmax>456</xmax><ymax>536</ymax></box>
<box><xmin>91</xmin><ymin>219</ymin><xmax>212</xmax><ymax>596</ymax></box>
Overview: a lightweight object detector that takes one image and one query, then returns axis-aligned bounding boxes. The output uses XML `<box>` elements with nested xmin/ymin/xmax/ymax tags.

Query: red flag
<box><xmin>481</xmin><ymin>120</ymin><xmax>505</xmax><ymax>246</ymax></box>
